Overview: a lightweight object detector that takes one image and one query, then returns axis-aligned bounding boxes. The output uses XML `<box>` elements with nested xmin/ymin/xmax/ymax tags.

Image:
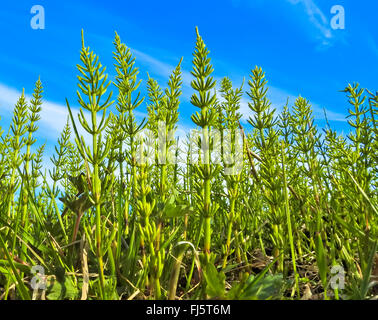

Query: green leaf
<box><xmin>0</xmin><ymin>259</ymin><xmax>31</xmax><ymax>274</ymax></box>
<box><xmin>240</xmin><ymin>274</ymin><xmax>284</xmax><ymax>300</ymax></box>
<box><xmin>315</xmin><ymin>233</ymin><xmax>328</xmax><ymax>288</ymax></box>
<box><xmin>163</xmin><ymin>203</ymin><xmax>193</xmax><ymax>219</ymax></box>
<box><xmin>360</xmin><ymin>240</ymin><xmax>378</xmax><ymax>299</ymax></box>
<box><xmin>47</xmin><ymin>276</ymin><xmax>79</xmax><ymax>300</ymax></box>
<box><xmin>203</xmin><ymin>263</ymin><xmax>225</xmax><ymax>299</ymax></box>
<box><xmin>226</xmin><ymin>272</ymin><xmax>250</xmax><ymax>299</ymax></box>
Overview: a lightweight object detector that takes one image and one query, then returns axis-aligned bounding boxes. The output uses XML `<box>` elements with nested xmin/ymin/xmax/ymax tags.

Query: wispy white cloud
<box><xmin>132</xmin><ymin>44</ymin><xmax>346</xmax><ymax>123</ymax></box>
<box><xmin>0</xmin><ymin>83</ymin><xmax>22</xmax><ymax>111</ymax></box>
<box><xmin>131</xmin><ymin>48</ymin><xmax>195</xmax><ymax>101</ymax></box>
<box><xmin>0</xmin><ymin>82</ymin><xmax>79</xmax><ymax>140</ymax></box>
<box><xmin>268</xmin><ymin>85</ymin><xmax>347</xmax><ymax>121</ymax></box>
<box><xmin>366</xmin><ymin>35</ymin><xmax>378</xmax><ymax>57</ymax></box>
<box><xmin>133</xmin><ymin>49</ymin><xmax>192</xmax><ymax>85</ymax></box>
<box><xmin>87</xmin><ymin>32</ymin><xmax>195</xmax><ymax>102</ymax></box>
<box><xmin>121</xmin><ymin>46</ymin><xmax>350</xmax><ymax>125</ymax></box>
<box><xmin>287</xmin><ymin>0</ymin><xmax>333</xmax><ymax>46</ymax></box>
<box><xmin>0</xmin><ymin>83</ymin><xmax>146</xmax><ymax>145</ymax></box>
<box><xmin>237</xmin><ymin>84</ymin><xmax>346</xmax><ymax>123</ymax></box>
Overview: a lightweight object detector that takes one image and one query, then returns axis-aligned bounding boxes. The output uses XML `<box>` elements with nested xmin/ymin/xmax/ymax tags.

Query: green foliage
<box><xmin>0</xmin><ymin>27</ymin><xmax>377</xmax><ymax>301</ymax></box>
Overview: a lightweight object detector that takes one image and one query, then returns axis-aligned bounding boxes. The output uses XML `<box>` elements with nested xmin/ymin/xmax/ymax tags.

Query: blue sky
<box><xmin>0</xmin><ymin>0</ymin><xmax>377</xmax><ymax>156</ymax></box>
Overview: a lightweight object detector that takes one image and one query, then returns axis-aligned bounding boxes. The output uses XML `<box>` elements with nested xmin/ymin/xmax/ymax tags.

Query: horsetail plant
<box><xmin>190</xmin><ymin>27</ymin><xmax>219</xmax><ymax>266</ymax></box>
<box><xmin>219</xmin><ymin>77</ymin><xmax>244</xmax><ymax>269</ymax></box>
<box><xmin>66</xmin><ymin>30</ymin><xmax>113</xmax><ymax>299</ymax></box>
